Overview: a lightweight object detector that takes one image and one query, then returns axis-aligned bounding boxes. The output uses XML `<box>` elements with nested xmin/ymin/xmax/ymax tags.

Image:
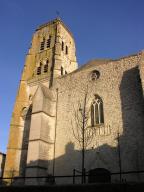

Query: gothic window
<box><xmin>44</xmin><ymin>60</ymin><xmax>49</xmax><ymax>73</ymax></box>
<box><xmin>65</xmin><ymin>70</ymin><xmax>67</xmax><ymax>74</ymax></box>
<box><xmin>62</xmin><ymin>41</ymin><xmax>64</xmax><ymax>51</ymax></box>
<box><xmin>61</xmin><ymin>66</ymin><xmax>64</xmax><ymax>75</ymax></box>
<box><xmin>47</xmin><ymin>36</ymin><xmax>51</xmax><ymax>48</ymax></box>
<box><xmin>40</xmin><ymin>38</ymin><xmax>45</xmax><ymax>51</ymax></box>
<box><xmin>91</xmin><ymin>95</ymin><xmax>104</xmax><ymax>126</ymax></box>
<box><xmin>65</xmin><ymin>45</ymin><xmax>68</xmax><ymax>55</ymax></box>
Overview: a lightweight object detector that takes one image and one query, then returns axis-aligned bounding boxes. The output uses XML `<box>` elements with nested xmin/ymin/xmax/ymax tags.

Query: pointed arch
<box><xmin>91</xmin><ymin>95</ymin><xmax>104</xmax><ymax>126</ymax></box>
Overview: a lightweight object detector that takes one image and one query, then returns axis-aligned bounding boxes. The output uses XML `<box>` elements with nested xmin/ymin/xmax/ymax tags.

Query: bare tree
<box><xmin>71</xmin><ymin>86</ymin><xmax>95</xmax><ymax>183</ymax></box>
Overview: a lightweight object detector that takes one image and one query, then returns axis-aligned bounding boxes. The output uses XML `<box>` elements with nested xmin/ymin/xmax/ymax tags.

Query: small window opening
<box><xmin>40</xmin><ymin>39</ymin><xmax>45</xmax><ymax>51</ymax></box>
<box><xmin>62</xmin><ymin>41</ymin><xmax>64</xmax><ymax>51</ymax></box>
<box><xmin>44</xmin><ymin>60</ymin><xmax>49</xmax><ymax>73</ymax></box>
<box><xmin>37</xmin><ymin>62</ymin><xmax>42</xmax><ymax>75</ymax></box>
<box><xmin>61</xmin><ymin>66</ymin><xmax>64</xmax><ymax>75</ymax></box>
<box><xmin>65</xmin><ymin>71</ymin><xmax>67</xmax><ymax>75</ymax></box>
<box><xmin>65</xmin><ymin>45</ymin><xmax>68</xmax><ymax>55</ymax></box>
<box><xmin>91</xmin><ymin>70</ymin><xmax>100</xmax><ymax>81</ymax></box>
<box><xmin>47</xmin><ymin>36</ymin><xmax>51</xmax><ymax>48</ymax></box>
<box><xmin>66</xmin><ymin>45</ymin><xmax>68</xmax><ymax>55</ymax></box>
<box><xmin>37</xmin><ymin>66</ymin><xmax>41</xmax><ymax>75</ymax></box>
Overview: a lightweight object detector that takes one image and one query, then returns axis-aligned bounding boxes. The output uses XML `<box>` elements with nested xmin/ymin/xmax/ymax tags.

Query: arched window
<box><xmin>91</xmin><ymin>95</ymin><xmax>104</xmax><ymax>126</ymax></box>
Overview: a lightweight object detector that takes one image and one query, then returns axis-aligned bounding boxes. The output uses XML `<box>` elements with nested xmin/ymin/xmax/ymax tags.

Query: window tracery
<box><xmin>91</xmin><ymin>95</ymin><xmax>104</xmax><ymax>126</ymax></box>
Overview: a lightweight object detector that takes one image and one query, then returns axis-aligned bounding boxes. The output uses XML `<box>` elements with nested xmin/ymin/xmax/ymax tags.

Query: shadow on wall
<box><xmin>119</xmin><ymin>66</ymin><xmax>144</xmax><ymax>178</ymax></box>
<box><xmin>20</xmin><ymin>133</ymin><xmax>144</xmax><ymax>185</ymax></box>
<box><xmin>19</xmin><ymin>105</ymin><xmax>32</xmax><ymax>177</ymax></box>
<box><xmin>13</xmin><ymin>143</ymin><xmax>119</xmax><ymax>185</ymax></box>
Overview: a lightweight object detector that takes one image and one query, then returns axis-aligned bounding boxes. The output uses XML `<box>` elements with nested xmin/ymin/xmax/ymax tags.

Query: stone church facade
<box><xmin>3</xmin><ymin>18</ymin><xmax>144</xmax><ymax>184</ymax></box>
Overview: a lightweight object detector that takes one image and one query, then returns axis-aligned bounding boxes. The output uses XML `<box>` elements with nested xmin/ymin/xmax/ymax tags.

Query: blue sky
<box><xmin>0</xmin><ymin>0</ymin><xmax>144</xmax><ymax>153</ymax></box>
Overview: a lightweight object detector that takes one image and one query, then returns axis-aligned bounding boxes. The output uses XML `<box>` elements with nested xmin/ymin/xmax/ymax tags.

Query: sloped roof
<box><xmin>59</xmin><ymin>52</ymin><xmax>140</xmax><ymax>79</ymax></box>
<box><xmin>59</xmin><ymin>59</ymin><xmax>111</xmax><ymax>79</ymax></box>
<box><xmin>75</xmin><ymin>59</ymin><xmax>111</xmax><ymax>72</ymax></box>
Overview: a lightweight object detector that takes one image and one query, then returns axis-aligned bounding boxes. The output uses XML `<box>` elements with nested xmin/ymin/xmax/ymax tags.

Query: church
<box><xmin>3</xmin><ymin>18</ymin><xmax>144</xmax><ymax>184</ymax></box>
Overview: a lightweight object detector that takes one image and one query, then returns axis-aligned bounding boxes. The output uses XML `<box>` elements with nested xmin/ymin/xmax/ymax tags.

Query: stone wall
<box><xmin>53</xmin><ymin>54</ymin><xmax>144</xmax><ymax>183</ymax></box>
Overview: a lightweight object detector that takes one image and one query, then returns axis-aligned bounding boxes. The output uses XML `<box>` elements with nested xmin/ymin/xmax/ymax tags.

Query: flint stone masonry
<box><xmin>52</xmin><ymin>55</ymin><xmax>144</xmax><ymax>183</ymax></box>
<box><xmin>3</xmin><ymin>18</ymin><xmax>144</xmax><ymax>185</ymax></box>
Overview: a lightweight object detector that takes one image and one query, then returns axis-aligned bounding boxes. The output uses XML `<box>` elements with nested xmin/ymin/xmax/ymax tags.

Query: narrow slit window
<box><xmin>65</xmin><ymin>45</ymin><xmax>68</xmax><ymax>55</ymax></box>
<box><xmin>61</xmin><ymin>66</ymin><xmax>64</xmax><ymax>75</ymax></box>
<box><xmin>62</xmin><ymin>41</ymin><xmax>64</xmax><ymax>51</ymax></box>
<box><xmin>91</xmin><ymin>104</ymin><xmax>95</xmax><ymax>127</ymax></box>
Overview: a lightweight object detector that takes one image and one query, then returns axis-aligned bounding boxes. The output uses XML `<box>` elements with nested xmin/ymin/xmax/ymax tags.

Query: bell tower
<box><xmin>4</xmin><ymin>18</ymin><xmax>77</xmax><ymax>181</ymax></box>
<box><xmin>28</xmin><ymin>18</ymin><xmax>78</xmax><ymax>87</ymax></box>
